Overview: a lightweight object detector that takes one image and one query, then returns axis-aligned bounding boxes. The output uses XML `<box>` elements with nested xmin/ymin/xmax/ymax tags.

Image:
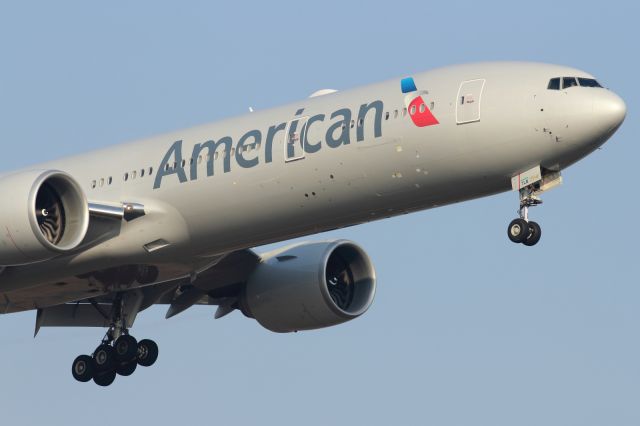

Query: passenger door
<box><xmin>284</xmin><ymin>116</ymin><xmax>308</xmax><ymax>162</ymax></box>
<box><xmin>456</xmin><ymin>79</ymin><xmax>486</xmax><ymax>124</ymax></box>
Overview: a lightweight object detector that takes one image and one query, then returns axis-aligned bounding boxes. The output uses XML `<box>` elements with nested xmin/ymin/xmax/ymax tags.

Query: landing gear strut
<box><xmin>507</xmin><ymin>186</ymin><xmax>543</xmax><ymax>246</ymax></box>
<box><xmin>71</xmin><ymin>294</ymin><xmax>158</xmax><ymax>386</ymax></box>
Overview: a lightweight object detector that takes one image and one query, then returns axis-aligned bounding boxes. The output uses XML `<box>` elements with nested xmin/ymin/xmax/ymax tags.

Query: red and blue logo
<box><xmin>401</xmin><ymin>77</ymin><xmax>439</xmax><ymax>127</ymax></box>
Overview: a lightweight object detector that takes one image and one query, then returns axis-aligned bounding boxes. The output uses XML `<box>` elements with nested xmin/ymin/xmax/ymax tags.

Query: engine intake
<box><xmin>241</xmin><ymin>240</ymin><xmax>376</xmax><ymax>332</ymax></box>
<box><xmin>0</xmin><ymin>170</ymin><xmax>89</xmax><ymax>265</ymax></box>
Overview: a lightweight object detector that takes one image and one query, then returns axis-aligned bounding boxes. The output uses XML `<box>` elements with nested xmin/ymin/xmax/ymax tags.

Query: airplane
<box><xmin>0</xmin><ymin>62</ymin><xmax>626</xmax><ymax>386</ymax></box>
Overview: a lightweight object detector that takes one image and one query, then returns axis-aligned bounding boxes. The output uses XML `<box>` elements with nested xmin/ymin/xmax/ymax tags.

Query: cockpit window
<box><xmin>562</xmin><ymin>77</ymin><xmax>578</xmax><ymax>89</ymax></box>
<box><xmin>578</xmin><ymin>77</ymin><xmax>603</xmax><ymax>88</ymax></box>
<box><xmin>547</xmin><ymin>78</ymin><xmax>560</xmax><ymax>90</ymax></box>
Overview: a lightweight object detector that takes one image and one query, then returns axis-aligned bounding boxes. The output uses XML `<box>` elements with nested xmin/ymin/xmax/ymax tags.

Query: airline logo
<box><xmin>401</xmin><ymin>77</ymin><xmax>439</xmax><ymax>127</ymax></box>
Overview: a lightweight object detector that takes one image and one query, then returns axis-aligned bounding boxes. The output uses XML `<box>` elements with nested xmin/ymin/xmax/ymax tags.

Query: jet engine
<box><xmin>241</xmin><ymin>240</ymin><xmax>376</xmax><ymax>332</ymax></box>
<box><xmin>0</xmin><ymin>170</ymin><xmax>89</xmax><ymax>265</ymax></box>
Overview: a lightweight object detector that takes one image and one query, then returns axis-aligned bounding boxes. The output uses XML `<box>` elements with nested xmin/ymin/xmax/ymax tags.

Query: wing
<box><xmin>33</xmin><ymin>248</ymin><xmax>261</xmax><ymax>336</ymax></box>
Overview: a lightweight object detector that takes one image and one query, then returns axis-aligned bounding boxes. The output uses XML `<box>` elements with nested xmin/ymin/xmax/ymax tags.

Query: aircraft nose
<box><xmin>595</xmin><ymin>90</ymin><xmax>626</xmax><ymax>131</ymax></box>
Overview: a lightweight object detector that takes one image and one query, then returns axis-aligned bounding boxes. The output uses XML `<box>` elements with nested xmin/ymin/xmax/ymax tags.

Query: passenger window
<box><xmin>107</xmin><ymin>177</ymin><xmax>112</xmax><ymax>185</ymax></box>
<box><xmin>148</xmin><ymin>167</ymin><xmax>153</xmax><ymax>176</ymax></box>
<box><xmin>547</xmin><ymin>78</ymin><xmax>560</xmax><ymax>90</ymax></box>
<box><xmin>410</xmin><ymin>105</ymin><xmax>416</xmax><ymax>115</ymax></box>
<box><xmin>358</xmin><ymin>118</ymin><xmax>364</xmax><ymax>127</ymax></box>
<box><xmin>419</xmin><ymin>104</ymin><xmax>426</xmax><ymax>113</ymax></box>
<box><xmin>181</xmin><ymin>159</ymin><xmax>186</xmax><ymax>168</ymax></box>
<box><xmin>402</xmin><ymin>107</ymin><xmax>407</xmax><ymax>116</ymax></box>
<box><xmin>385</xmin><ymin>112</ymin><xmax>389</xmax><ymax>120</ymax></box>
<box><xmin>124</xmin><ymin>173</ymin><xmax>129</xmax><ymax>181</ymax></box>
<box><xmin>131</xmin><ymin>170</ymin><xmax>137</xmax><ymax>179</ymax></box>
<box><xmin>394</xmin><ymin>110</ymin><xmax>398</xmax><ymax>118</ymax></box>
<box><xmin>140</xmin><ymin>169</ymin><xmax>145</xmax><ymax>178</ymax></box>
<box><xmin>99</xmin><ymin>178</ymin><xmax>104</xmax><ymax>187</ymax></box>
<box><xmin>91</xmin><ymin>180</ymin><xmax>96</xmax><ymax>189</ymax></box>
<box><xmin>562</xmin><ymin>77</ymin><xmax>578</xmax><ymax>89</ymax></box>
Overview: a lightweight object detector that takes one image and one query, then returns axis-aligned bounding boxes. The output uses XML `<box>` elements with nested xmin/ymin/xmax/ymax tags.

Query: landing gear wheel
<box><xmin>114</xmin><ymin>335</ymin><xmax>138</xmax><ymax>362</ymax></box>
<box><xmin>93</xmin><ymin>369</ymin><xmax>117</xmax><ymax>387</ymax></box>
<box><xmin>137</xmin><ymin>339</ymin><xmax>159</xmax><ymax>367</ymax></box>
<box><xmin>93</xmin><ymin>344</ymin><xmax>116</xmax><ymax>371</ymax></box>
<box><xmin>116</xmin><ymin>360</ymin><xmax>138</xmax><ymax>377</ymax></box>
<box><xmin>508</xmin><ymin>218</ymin><xmax>529</xmax><ymax>243</ymax></box>
<box><xmin>71</xmin><ymin>355</ymin><xmax>94</xmax><ymax>383</ymax></box>
<box><xmin>523</xmin><ymin>221</ymin><xmax>542</xmax><ymax>246</ymax></box>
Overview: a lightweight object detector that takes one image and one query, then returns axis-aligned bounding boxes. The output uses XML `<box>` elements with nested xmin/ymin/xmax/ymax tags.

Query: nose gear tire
<box><xmin>508</xmin><ymin>218</ymin><xmax>529</xmax><ymax>243</ymax></box>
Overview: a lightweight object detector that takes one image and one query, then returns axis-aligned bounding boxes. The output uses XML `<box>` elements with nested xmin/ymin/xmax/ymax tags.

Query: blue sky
<box><xmin>0</xmin><ymin>1</ymin><xmax>638</xmax><ymax>425</ymax></box>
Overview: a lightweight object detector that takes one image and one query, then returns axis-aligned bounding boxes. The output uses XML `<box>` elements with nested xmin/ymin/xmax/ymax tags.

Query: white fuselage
<box><xmin>0</xmin><ymin>62</ymin><xmax>626</xmax><ymax>312</ymax></box>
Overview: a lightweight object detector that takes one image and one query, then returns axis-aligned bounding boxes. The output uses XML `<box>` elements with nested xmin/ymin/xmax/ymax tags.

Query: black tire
<box><xmin>93</xmin><ymin>369</ymin><xmax>117</xmax><ymax>387</ymax></box>
<box><xmin>93</xmin><ymin>344</ymin><xmax>116</xmax><ymax>371</ymax></box>
<box><xmin>523</xmin><ymin>221</ymin><xmax>542</xmax><ymax>246</ymax></box>
<box><xmin>137</xmin><ymin>339</ymin><xmax>159</xmax><ymax>367</ymax></box>
<box><xmin>507</xmin><ymin>218</ymin><xmax>529</xmax><ymax>243</ymax></box>
<box><xmin>116</xmin><ymin>360</ymin><xmax>137</xmax><ymax>377</ymax></box>
<box><xmin>71</xmin><ymin>355</ymin><xmax>94</xmax><ymax>383</ymax></box>
<box><xmin>114</xmin><ymin>335</ymin><xmax>138</xmax><ymax>362</ymax></box>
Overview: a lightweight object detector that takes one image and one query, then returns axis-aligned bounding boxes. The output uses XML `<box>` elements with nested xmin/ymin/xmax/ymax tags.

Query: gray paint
<box><xmin>0</xmin><ymin>61</ymin><xmax>626</xmax><ymax>313</ymax></box>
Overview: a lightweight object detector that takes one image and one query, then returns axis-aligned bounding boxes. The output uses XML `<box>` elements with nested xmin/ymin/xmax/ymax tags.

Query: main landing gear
<box><xmin>72</xmin><ymin>335</ymin><xmax>158</xmax><ymax>386</ymax></box>
<box><xmin>507</xmin><ymin>187</ymin><xmax>543</xmax><ymax>246</ymax></box>
<box><xmin>71</xmin><ymin>295</ymin><xmax>158</xmax><ymax>386</ymax></box>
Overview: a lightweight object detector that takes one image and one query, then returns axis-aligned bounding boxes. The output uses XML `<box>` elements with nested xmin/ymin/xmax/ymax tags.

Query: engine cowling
<box><xmin>0</xmin><ymin>170</ymin><xmax>89</xmax><ymax>266</ymax></box>
<box><xmin>241</xmin><ymin>240</ymin><xmax>376</xmax><ymax>332</ymax></box>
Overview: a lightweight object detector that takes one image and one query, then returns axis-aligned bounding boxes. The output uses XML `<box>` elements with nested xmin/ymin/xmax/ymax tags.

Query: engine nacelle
<box><xmin>0</xmin><ymin>170</ymin><xmax>89</xmax><ymax>265</ymax></box>
<box><xmin>241</xmin><ymin>240</ymin><xmax>376</xmax><ymax>332</ymax></box>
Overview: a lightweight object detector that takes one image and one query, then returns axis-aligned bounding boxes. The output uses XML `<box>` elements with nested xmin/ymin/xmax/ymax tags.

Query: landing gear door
<box><xmin>456</xmin><ymin>79</ymin><xmax>485</xmax><ymax>124</ymax></box>
<box><xmin>284</xmin><ymin>116</ymin><xmax>308</xmax><ymax>162</ymax></box>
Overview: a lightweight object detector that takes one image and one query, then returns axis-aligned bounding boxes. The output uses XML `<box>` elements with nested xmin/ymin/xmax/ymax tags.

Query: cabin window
<box><xmin>419</xmin><ymin>104</ymin><xmax>426</xmax><ymax>113</ymax></box>
<box><xmin>148</xmin><ymin>167</ymin><xmax>153</xmax><ymax>176</ymax></box>
<box><xmin>394</xmin><ymin>110</ymin><xmax>398</xmax><ymax>119</ymax></box>
<box><xmin>385</xmin><ymin>111</ymin><xmax>390</xmax><ymax>120</ymax></box>
<box><xmin>140</xmin><ymin>169</ymin><xmax>145</xmax><ymax>178</ymax></box>
<box><xmin>562</xmin><ymin>77</ymin><xmax>578</xmax><ymax>89</ymax></box>
<box><xmin>124</xmin><ymin>172</ymin><xmax>129</xmax><ymax>181</ymax></box>
<box><xmin>578</xmin><ymin>78</ymin><xmax>603</xmax><ymax>88</ymax></box>
<box><xmin>547</xmin><ymin>78</ymin><xmax>560</xmax><ymax>90</ymax></box>
<box><xmin>99</xmin><ymin>178</ymin><xmax>104</xmax><ymax>187</ymax></box>
<box><xmin>131</xmin><ymin>170</ymin><xmax>137</xmax><ymax>179</ymax></box>
<box><xmin>107</xmin><ymin>176</ymin><xmax>113</xmax><ymax>185</ymax></box>
<box><xmin>410</xmin><ymin>105</ymin><xmax>416</xmax><ymax>115</ymax></box>
<box><xmin>91</xmin><ymin>180</ymin><xmax>96</xmax><ymax>189</ymax></box>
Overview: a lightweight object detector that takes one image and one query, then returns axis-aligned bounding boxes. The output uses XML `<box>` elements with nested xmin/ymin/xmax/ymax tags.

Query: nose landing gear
<box><xmin>507</xmin><ymin>187</ymin><xmax>543</xmax><ymax>246</ymax></box>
